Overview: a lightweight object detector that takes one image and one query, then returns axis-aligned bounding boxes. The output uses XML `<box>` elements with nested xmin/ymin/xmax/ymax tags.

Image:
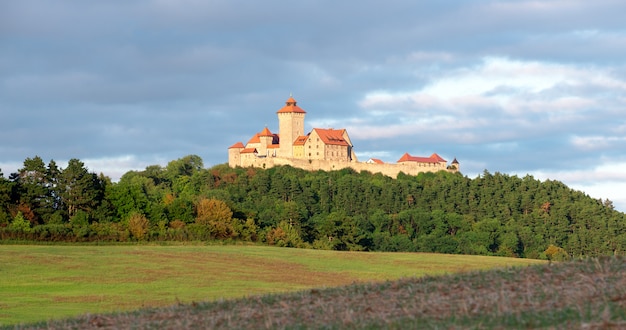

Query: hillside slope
<box><xmin>30</xmin><ymin>257</ymin><xmax>626</xmax><ymax>329</ymax></box>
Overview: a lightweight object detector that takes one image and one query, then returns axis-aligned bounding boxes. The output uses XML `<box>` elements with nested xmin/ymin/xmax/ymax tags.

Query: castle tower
<box><xmin>258</xmin><ymin>126</ymin><xmax>273</xmax><ymax>157</ymax></box>
<box><xmin>228</xmin><ymin>142</ymin><xmax>245</xmax><ymax>167</ymax></box>
<box><xmin>277</xmin><ymin>96</ymin><xmax>306</xmax><ymax>158</ymax></box>
<box><xmin>451</xmin><ymin>157</ymin><xmax>460</xmax><ymax>172</ymax></box>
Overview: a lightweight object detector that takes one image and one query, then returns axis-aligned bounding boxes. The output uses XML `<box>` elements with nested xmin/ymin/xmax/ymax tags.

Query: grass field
<box><xmin>35</xmin><ymin>256</ymin><xmax>623</xmax><ymax>329</ymax></box>
<box><xmin>0</xmin><ymin>244</ymin><xmax>544</xmax><ymax>326</ymax></box>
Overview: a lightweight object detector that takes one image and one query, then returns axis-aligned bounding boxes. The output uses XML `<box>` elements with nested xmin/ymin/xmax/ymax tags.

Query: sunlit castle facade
<box><xmin>228</xmin><ymin>96</ymin><xmax>459</xmax><ymax>177</ymax></box>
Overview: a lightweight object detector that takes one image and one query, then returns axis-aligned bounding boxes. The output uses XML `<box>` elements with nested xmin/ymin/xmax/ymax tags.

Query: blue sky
<box><xmin>2</xmin><ymin>1</ymin><xmax>626</xmax><ymax>211</ymax></box>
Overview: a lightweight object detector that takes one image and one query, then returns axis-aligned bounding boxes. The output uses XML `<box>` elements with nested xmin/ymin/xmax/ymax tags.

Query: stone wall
<box><xmin>234</xmin><ymin>155</ymin><xmax>454</xmax><ymax>177</ymax></box>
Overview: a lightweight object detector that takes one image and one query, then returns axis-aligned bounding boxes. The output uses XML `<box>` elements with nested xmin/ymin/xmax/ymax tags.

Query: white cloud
<box><xmin>354</xmin><ymin>57</ymin><xmax>625</xmax><ymax>142</ymax></box>
<box><xmin>534</xmin><ymin>161</ymin><xmax>626</xmax><ymax>183</ymax></box>
<box><xmin>571</xmin><ymin>136</ymin><xmax>626</xmax><ymax>151</ymax></box>
<box><xmin>569</xmin><ymin>181</ymin><xmax>626</xmax><ymax>212</ymax></box>
<box><xmin>0</xmin><ymin>162</ymin><xmax>22</xmax><ymax>178</ymax></box>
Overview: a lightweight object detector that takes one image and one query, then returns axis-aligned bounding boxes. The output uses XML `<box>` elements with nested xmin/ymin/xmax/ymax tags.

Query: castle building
<box><xmin>228</xmin><ymin>96</ymin><xmax>459</xmax><ymax>177</ymax></box>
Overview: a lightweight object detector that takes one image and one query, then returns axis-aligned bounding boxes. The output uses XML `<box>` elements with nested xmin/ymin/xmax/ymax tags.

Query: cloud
<box><xmin>2</xmin><ymin>1</ymin><xmax>626</xmax><ymax>213</ymax></box>
<box><xmin>353</xmin><ymin>57</ymin><xmax>625</xmax><ymax>144</ymax></box>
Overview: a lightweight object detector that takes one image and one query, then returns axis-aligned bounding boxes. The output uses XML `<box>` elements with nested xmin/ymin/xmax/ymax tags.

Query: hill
<box><xmin>2</xmin><ymin>155</ymin><xmax>625</xmax><ymax>258</ymax></box>
<box><xmin>22</xmin><ymin>256</ymin><xmax>626</xmax><ymax>329</ymax></box>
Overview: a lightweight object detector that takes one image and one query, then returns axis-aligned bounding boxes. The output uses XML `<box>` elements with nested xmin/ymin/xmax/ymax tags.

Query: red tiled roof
<box><xmin>228</xmin><ymin>142</ymin><xmax>245</xmax><ymax>149</ymax></box>
<box><xmin>293</xmin><ymin>135</ymin><xmax>308</xmax><ymax>146</ymax></box>
<box><xmin>260</xmin><ymin>127</ymin><xmax>273</xmax><ymax>137</ymax></box>
<box><xmin>240</xmin><ymin>148</ymin><xmax>257</xmax><ymax>154</ymax></box>
<box><xmin>277</xmin><ymin>96</ymin><xmax>307</xmax><ymax>114</ymax></box>
<box><xmin>397</xmin><ymin>152</ymin><xmax>447</xmax><ymax>163</ymax></box>
<box><xmin>267</xmin><ymin>144</ymin><xmax>280</xmax><ymax>149</ymax></box>
<box><xmin>430</xmin><ymin>153</ymin><xmax>446</xmax><ymax>162</ymax></box>
<box><xmin>247</xmin><ymin>133</ymin><xmax>261</xmax><ymax>144</ymax></box>
<box><xmin>313</xmin><ymin>128</ymin><xmax>350</xmax><ymax>146</ymax></box>
<box><xmin>369</xmin><ymin>158</ymin><xmax>384</xmax><ymax>164</ymax></box>
<box><xmin>247</xmin><ymin>129</ymin><xmax>280</xmax><ymax>145</ymax></box>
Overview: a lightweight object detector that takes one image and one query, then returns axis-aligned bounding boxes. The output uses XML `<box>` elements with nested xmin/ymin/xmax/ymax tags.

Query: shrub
<box><xmin>128</xmin><ymin>212</ymin><xmax>149</xmax><ymax>240</ymax></box>
<box><xmin>10</xmin><ymin>211</ymin><xmax>31</xmax><ymax>234</ymax></box>
<box><xmin>545</xmin><ymin>244</ymin><xmax>569</xmax><ymax>262</ymax></box>
<box><xmin>195</xmin><ymin>198</ymin><xmax>236</xmax><ymax>239</ymax></box>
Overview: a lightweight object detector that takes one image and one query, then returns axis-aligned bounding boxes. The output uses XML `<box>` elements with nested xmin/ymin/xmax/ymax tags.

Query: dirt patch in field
<box><xmin>116</xmin><ymin>248</ymin><xmax>363</xmax><ymax>288</ymax></box>
<box><xmin>52</xmin><ymin>295</ymin><xmax>107</xmax><ymax>304</ymax></box>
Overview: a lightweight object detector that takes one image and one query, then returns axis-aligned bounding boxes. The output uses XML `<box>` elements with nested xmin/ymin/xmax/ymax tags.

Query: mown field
<box><xmin>0</xmin><ymin>244</ymin><xmax>544</xmax><ymax>326</ymax></box>
<box><xmin>37</xmin><ymin>256</ymin><xmax>625</xmax><ymax>329</ymax></box>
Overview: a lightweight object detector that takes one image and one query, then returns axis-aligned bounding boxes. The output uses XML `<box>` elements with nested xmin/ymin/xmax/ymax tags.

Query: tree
<box><xmin>58</xmin><ymin>159</ymin><xmax>105</xmax><ymax>218</ymax></box>
<box><xmin>266</xmin><ymin>220</ymin><xmax>305</xmax><ymax>247</ymax></box>
<box><xmin>46</xmin><ymin>160</ymin><xmax>62</xmax><ymax>210</ymax></box>
<box><xmin>128</xmin><ymin>212</ymin><xmax>149</xmax><ymax>240</ymax></box>
<box><xmin>0</xmin><ymin>169</ymin><xmax>14</xmax><ymax>226</ymax></box>
<box><xmin>544</xmin><ymin>244</ymin><xmax>569</xmax><ymax>262</ymax></box>
<box><xmin>108</xmin><ymin>171</ymin><xmax>157</xmax><ymax>221</ymax></box>
<box><xmin>10</xmin><ymin>211</ymin><xmax>31</xmax><ymax>233</ymax></box>
<box><xmin>166</xmin><ymin>155</ymin><xmax>204</xmax><ymax>181</ymax></box>
<box><xmin>195</xmin><ymin>197</ymin><xmax>236</xmax><ymax>239</ymax></box>
<box><xmin>15</xmin><ymin>156</ymin><xmax>49</xmax><ymax>223</ymax></box>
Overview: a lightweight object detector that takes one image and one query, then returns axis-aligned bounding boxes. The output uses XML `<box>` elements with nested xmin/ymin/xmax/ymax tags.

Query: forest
<box><xmin>1</xmin><ymin>154</ymin><xmax>625</xmax><ymax>260</ymax></box>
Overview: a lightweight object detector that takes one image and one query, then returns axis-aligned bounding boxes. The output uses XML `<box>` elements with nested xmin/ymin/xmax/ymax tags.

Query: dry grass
<box><xmin>20</xmin><ymin>256</ymin><xmax>626</xmax><ymax>329</ymax></box>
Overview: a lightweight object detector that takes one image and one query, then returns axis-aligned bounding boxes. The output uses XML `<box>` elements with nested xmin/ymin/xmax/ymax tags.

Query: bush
<box><xmin>32</xmin><ymin>224</ymin><xmax>72</xmax><ymax>241</ymax></box>
<box><xmin>128</xmin><ymin>212</ymin><xmax>150</xmax><ymax>240</ymax></box>
<box><xmin>545</xmin><ymin>244</ymin><xmax>569</xmax><ymax>262</ymax></box>
<box><xmin>10</xmin><ymin>211</ymin><xmax>31</xmax><ymax>234</ymax></box>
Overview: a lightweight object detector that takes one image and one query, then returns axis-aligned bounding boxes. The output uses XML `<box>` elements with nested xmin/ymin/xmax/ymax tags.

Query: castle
<box><xmin>228</xmin><ymin>96</ymin><xmax>459</xmax><ymax>177</ymax></box>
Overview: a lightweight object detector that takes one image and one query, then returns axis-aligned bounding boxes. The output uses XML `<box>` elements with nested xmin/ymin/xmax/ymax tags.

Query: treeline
<box><xmin>1</xmin><ymin>155</ymin><xmax>625</xmax><ymax>259</ymax></box>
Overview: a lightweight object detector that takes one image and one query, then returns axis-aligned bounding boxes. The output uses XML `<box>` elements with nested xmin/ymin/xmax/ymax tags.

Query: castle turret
<box><xmin>228</xmin><ymin>142</ymin><xmax>245</xmax><ymax>167</ymax></box>
<box><xmin>450</xmin><ymin>157</ymin><xmax>460</xmax><ymax>172</ymax></box>
<box><xmin>277</xmin><ymin>96</ymin><xmax>306</xmax><ymax>158</ymax></box>
<box><xmin>258</xmin><ymin>126</ymin><xmax>273</xmax><ymax>156</ymax></box>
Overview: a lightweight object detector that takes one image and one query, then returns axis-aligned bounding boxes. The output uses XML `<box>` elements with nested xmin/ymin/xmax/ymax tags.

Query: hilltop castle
<box><xmin>228</xmin><ymin>96</ymin><xmax>459</xmax><ymax>177</ymax></box>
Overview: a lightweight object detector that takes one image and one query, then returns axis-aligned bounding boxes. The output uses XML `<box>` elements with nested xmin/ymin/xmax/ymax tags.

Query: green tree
<box><xmin>166</xmin><ymin>155</ymin><xmax>204</xmax><ymax>183</ymax></box>
<box><xmin>109</xmin><ymin>172</ymin><xmax>153</xmax><ymax>220</ymax></box>
<box><xmin>10</xmin><ymin>211</ymin><xmax>31</xmax><ymax>233</ymax></box>
<box><xmin>58</xmin><ymin>159</ymin><xmax>105</xmax><ymax>219</ymax></box>
<box><xmin>0</xmin><ymin>169</ymin><xmax>14</xmax><ymax>226</ymax></box>
<box><xmin>15</xmin><ymin>156</ymin><xmax>49</xmax><ymax>223</ymax></box>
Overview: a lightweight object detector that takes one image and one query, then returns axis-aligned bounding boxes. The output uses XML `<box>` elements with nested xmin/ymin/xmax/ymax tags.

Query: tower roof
<box><xmin>259</xmin><ymin>127</ymin><xmax>273</xmax><ymax>137</ymax></box>
<box><xmin>277</xmin><ymin>96</ymin><xmax>307</xmax><ymax>114</ymax></box>
<box><xmin>228</xmin><ymin>142</ymin><xmax>245</xmax><ymax>149</ymax></box>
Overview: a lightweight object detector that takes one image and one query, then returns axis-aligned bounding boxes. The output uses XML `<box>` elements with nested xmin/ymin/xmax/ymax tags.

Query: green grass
<box><xmin>25</xmin><ymin>256</ymin><xmax>625</xmax><ymax>329</ymax></box>
<box><xmin>0</xmin><ymin>244</ymin><xmax>543</xmax><ymax>326</ymax></box>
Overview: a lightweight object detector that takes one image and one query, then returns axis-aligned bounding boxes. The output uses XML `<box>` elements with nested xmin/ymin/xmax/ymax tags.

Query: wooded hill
<box><xmin>1</xmin><ymin>155</ymin><xmax>625</xmax><ymax>259</ymax></box>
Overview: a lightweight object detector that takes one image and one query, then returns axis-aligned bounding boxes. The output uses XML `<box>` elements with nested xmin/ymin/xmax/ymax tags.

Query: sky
<box><xmin>2</xmin><ymin>1</ymin><xmax>626</xmax><ymax>211</ymax></box>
